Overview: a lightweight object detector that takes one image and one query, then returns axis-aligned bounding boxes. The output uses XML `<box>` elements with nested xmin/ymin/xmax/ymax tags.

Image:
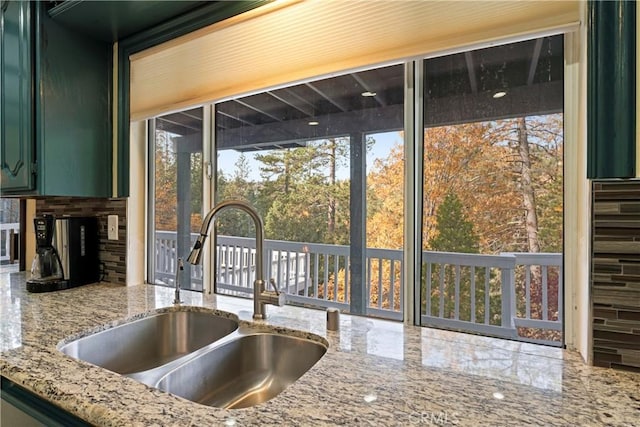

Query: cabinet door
<box><xmin>1</xmin><ymin>0</ymin><xmax>35</xmax><ymax>193</ymax></box>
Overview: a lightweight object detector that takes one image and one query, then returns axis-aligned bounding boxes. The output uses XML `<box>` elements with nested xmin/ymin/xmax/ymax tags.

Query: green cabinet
<box><xmin>0</xmin><ymin>0</ymin><xmax>34</xmax><ymax>193</ymax></box>
<box><xmin>587</xmin><ymin>0</ymin><xmax>636</xmax><ymax>178</ymax></box>
<box><xmin>1</xmin><ymin>1</ymin><xmax>111</xmax><ymax>197</ymax></box>
<box><xmin>1</xmin><ymin>377</ymin><xmax>90</xmax><ymax>426</ymax></box>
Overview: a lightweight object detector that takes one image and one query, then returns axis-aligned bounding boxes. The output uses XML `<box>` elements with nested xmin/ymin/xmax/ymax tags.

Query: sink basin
<box><xmin>59</xmin><ymin>310</ymin><xmax>239</xmax><ymax>374</ymax></box>
<box><xmin>156</xmin><ymin>333</ymin><xmax>327</xmax><ymax>409</ymax></box>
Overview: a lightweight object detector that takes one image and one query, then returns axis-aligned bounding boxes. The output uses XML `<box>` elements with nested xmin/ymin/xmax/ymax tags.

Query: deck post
<box><xmin>350</xmin><ymin>132</ymin><xmax>367</xmax><ymax>315</ymax></box>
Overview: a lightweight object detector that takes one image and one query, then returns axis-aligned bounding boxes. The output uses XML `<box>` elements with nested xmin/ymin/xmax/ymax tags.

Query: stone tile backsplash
<box><xmin>592</xmin><ymin>181</ymin><xmax>640</xmax><ymax>372</ymax></box>
<box><xmin>36</xmin><ymin>197</ymin><xmax>127</xmax><ymax>285</ymax></box>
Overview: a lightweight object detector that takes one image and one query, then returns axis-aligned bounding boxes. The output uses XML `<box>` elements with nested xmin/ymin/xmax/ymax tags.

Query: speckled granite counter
<box><xmin>1</xmin><ymin>272</ymin><xmax>639</xmax><ymax>426</ymax></box>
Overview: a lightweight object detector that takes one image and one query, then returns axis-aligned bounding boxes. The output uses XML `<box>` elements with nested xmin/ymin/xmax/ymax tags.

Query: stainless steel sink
<box><xmin>59</xmin><ymin>310</ymin><xmax>239</xmax><ymax>374</ymax></box>
<box><xmin>155</xmin><ymin>333</ymin><xmax>327</xmax><ymax>409</ymax></box>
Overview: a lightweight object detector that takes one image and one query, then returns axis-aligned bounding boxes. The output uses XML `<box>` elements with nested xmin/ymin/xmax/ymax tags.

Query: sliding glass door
<box><xmin>419</xmin><ymin>35</ymin><xmax>564</xmax><ymax>346</ymax></box>
<box><xmin>213</xmin><ymin>64</ymin><xmax>405</xmax><ymax>318</ymax></box>
<box><xmin>148</xmin><ymin>107</ymin><xmax>204</xmax><ymax>291</ymax></box>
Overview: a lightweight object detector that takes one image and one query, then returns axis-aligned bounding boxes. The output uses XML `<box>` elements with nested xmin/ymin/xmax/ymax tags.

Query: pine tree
<box><xmin>428</xmin><ymin>192</ymin><xmax>479</xmax><ymax>253</ymax></box>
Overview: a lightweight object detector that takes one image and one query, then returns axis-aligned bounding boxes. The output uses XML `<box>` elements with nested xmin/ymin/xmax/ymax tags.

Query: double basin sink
<box><xmin>58</xmin><ymin>308</ymin><xmax>327</xmax><ymax>409</ymax></box>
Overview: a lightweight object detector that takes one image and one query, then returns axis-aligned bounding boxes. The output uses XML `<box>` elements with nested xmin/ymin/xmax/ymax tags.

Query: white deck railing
<box><xmin>154</xmin><ymin>231</ymin><xmax>563</xmax><ymax>345</ymax></box>
<box><xmin>0</xmin><ymin>223</ymin><xmax>19</xmax><ymax>263</ymax></box>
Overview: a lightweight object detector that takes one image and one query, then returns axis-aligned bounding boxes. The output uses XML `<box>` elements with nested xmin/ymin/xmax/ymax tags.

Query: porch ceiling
<box><xmin>155</xmin><ymin>35</ymin><xmax>563</xmax><ymax>150</ymax></box>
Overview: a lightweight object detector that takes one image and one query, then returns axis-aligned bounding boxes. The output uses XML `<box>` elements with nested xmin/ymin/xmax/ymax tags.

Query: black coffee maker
<box><xmin>27</xmin><ymin>215</ymin><xmax>100</xmax><ymax>293</ymax></box>
<box><xmin>27</xmin><ymin>215</ymin><xmax>67</xmax><ymax>292</ymax></box>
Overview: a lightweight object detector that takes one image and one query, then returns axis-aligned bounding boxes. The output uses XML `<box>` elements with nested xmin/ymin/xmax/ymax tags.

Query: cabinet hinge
<box><xmin>32</xmin><ymin>162</ymin><xmax>37</xmax><ymax>175</ymax></box>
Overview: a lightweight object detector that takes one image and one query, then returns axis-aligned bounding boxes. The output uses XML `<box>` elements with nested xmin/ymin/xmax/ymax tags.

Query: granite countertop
<box><xmin>1</xmin><ymin>272</ymin><xmax>639</xmax><ymax>426</ymax></box>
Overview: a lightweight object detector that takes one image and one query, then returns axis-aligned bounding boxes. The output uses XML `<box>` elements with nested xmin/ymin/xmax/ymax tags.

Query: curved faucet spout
<box><xmin>186</xmin><ymin>200</ymin><xmax>282</xmax><ymax>319</ymax></box>
<box><xmin>186</xmin><ymin>200</ymin><xmax>264</xmax><ymax>268</ymax></box>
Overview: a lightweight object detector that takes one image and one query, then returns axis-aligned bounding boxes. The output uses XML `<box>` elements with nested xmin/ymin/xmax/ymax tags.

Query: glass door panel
<box><xmin>420</xmin><ymin>36</ymin><xmax>564</xmax><ymax>345</ymax></box>
<box><xmin>149</xmin><ymin>107</ymin><xmax>204</xmax><ymax>291</ymax></box>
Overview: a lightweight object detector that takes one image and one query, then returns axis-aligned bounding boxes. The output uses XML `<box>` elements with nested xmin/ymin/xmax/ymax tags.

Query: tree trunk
<box><xmin>328</xmin><ymin>139</ymin><xmax>336</xmax><ymax>235</ymax></box>
<box><xmin>517</xmin><ymin>117</ymin><xmax>543</xmax><ymax>318</ymax></box>
<box><xmin>284</xmin><ymin>151</ymin><xmax>290</xmax><ymax>194</ymax></box>
<box><xmin>517</xmin><ymin>117</ymin><xmax>540</xmax><ymax>253</ymax></box>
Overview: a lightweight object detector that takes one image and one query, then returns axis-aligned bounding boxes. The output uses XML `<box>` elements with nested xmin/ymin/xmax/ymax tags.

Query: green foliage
<box><xmin>190</xmin><ymin>152</ymin><xmax>202</xmax><ymax>216</ymax></box>
<box><xmin>428</xmin><ymin>192</ymin><xmax>479</xmax><ymax>253</ymax></box>
<box><xmin>215</xmin><ymin>154</ymin><xmax>260</xmax><ymax>237</ymax></box>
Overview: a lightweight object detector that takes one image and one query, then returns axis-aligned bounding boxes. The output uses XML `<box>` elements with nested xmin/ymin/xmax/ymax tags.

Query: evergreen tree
<box><xmin>428</xmin><ymin>192</ymin><xmax>479</xmax><ymax>253</ymax></box>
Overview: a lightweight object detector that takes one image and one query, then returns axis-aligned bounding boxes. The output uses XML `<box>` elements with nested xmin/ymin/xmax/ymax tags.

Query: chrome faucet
<box><xmin>186</xmin><ymin>200</ymin><xmax>285</xmax><ymax>319</ymax></box>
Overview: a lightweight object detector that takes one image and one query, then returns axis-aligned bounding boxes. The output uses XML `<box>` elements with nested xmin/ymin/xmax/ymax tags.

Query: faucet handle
<box><xmin>261</xmin><ymin>278</ymin><xmax>285</xmax><ymax>306</ymax></box>
<box><xmin>268</xmin><ymin>278</ymin><xmax>280</xmax><ymax>294</ymax></box>
<box><xmin>261</xmin><ymin>290</ymin><xmax>286</xmax><ymax>307</ymax></box>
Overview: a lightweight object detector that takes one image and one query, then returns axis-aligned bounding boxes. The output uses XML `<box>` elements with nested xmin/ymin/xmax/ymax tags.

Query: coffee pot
<box><xmin>27</xmin><ymin>215</ymin><xmax>66</xmax><ymax>292</ymax></box>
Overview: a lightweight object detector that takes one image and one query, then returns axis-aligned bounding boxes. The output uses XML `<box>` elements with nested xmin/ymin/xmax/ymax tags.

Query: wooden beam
<box><xmin>527</xmin><ymin>39</ymin><xmax>544</xmax><ymax>86</ymax></box>
<box><xmin>234</xmin><ymin>99</ymin><xmax>283</xmax><ymax>122</ymax></box>
<box><xmin>305</xmin><ymin>82</ymin><xmax>348</xmax><ymax>112</ymax></box>
<box><xmin>351</xmin><ymin>73</ymin><xmax>387</xmax><ymax>106</ymax></box>
<box><xmin>267</xmin><ymin>90</ymin><xmax>314</xmax><ymax>116</ymax></box>
<box><xmin>216</xmin><ymin>80</ymin><xmax>562</xmax><ymax>150</ymax></box>
<box><xmin>464</xmin><ymin>52</ymin><xmax>478</xmax><ymax>94</ymax></box>
<box><xmin>217</xmin><ymin>105</ymin><xmax>404</xmax><ymax>150</ymax></box>
<box><xmin>216</xmin><ymin>109</ymin><xmax>256</xmax><ymax>126</ymax></box>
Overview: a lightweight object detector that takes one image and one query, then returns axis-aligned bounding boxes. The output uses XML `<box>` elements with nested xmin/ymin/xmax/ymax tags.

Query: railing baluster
<box><xmin>345</xmin><ymin>255</ymin><xmax>350</xmax><ymax>303</ymax></box>
<box><xmin>304</xmin><ymin>252</ymin><xmax>318</xmax><ymax>298</ymax></box>
<box><xmin>273</xmin><ymin>250</ymin><xmax>279</xmax><ymax>289</ymax></box>
<box><xmin>470</xmin><ymin>266</ymin><xmax>476</xmax><ymax>323</ymax></box>
<box><xmin>439</xmin><ymin>265</ymin><xmax>445</xmax><ymax>318</ymax></box>
<box><xmin>378</xmin><ymin>258</ymin><xmax>383</xmax><ymax>309</ymax></box>
<box><xmin>484</xmin><ymin>267</ymin><xmax>490</xmax><ymax>325</ymax></box>
<box><xmin>234</xmin><ymin>245</ymin><xmax>240</xmax><ymax>287</ymax></box>
<box><xmin>341</xmin><ymin>254</ymin><xmax>345</xmax><ymax>302</ymax></box>
<box><xmin>323</xmin><ymin>253</ymin><xmax>329</xmax><ymax>301</ymax></box>
<box><xmin>330</xmin><ymin>254</ymin><xmax>336</xmax><ymax>302</ymax></box>
<box><xmin>240</xmin><ymin>245</ymin><xmax>244</xmax><ymax>291</ymax></box>
<box><xmin>225</xmin><ymin>245</ymin><xmax>230</xmax><ymax>290</ymax></box>
<box><xmin>525</xmin><ymin>266</ymin><xmax>531</xmax><ymax>319</ymax></box>
<box><xmin>222</xmin><ymin>245</ymin><xmax>226</xmax><ymax>285</ymax></box>
<box><xmin>398</xmin><ymin>261</ymin><xmax>404</xmax><ymax>312</ymax></box>
<box><xmin>313</xmin><ymin>253</ymin><xmax>319</xmax><ymax>298</ymax></box>
<box><xmin>542</xmin><ymin>265</ymin><xmax>548</xmax><ymax>321</ymax></box>
<box><xmin>390</xmin><ymin>260</ymin><xmax>395</xmax><ymax>311</ymax></box>
<box><xmin>367</xmin><ymin>257</ymin><xmax>373</xmax><ymax>308</ymax></box>
<box><xmin>454</xmin><ymin>265</ymin><xmax>460</xmax><ymax>320</ymax></box>
<box><xmin>248</xmin><ymin>246</ymin><xmax>253</xmax><ymax>289</ymax></box>
<box><xmin>426</xmin><ymin>262</ymin><xmax>432</xmax><ymax>316</ymax></box>
<box><xmin>295</xmin><ymin>251</ymin><xmax>300</xmax><ymax>295</ymax></box>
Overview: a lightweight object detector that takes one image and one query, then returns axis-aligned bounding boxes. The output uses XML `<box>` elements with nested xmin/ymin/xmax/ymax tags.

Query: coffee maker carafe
<box><xmin>27</xmin><ymin>215</ymin><xmax>67</xmax><ymax>292</ymax></box>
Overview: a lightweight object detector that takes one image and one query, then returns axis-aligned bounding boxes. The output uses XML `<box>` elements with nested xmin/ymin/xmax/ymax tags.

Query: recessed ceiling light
<box><xmin>361</xmin><ymin>91</ymin><xmax>377</xmax><ymax>97</ymax></box>
<box><xmin>493</xmin><ymin>91</ymin><xmax>507</xmax><ymax>99</ymax></box>
<box><xmin>308</xmin><ymin>121</ymin><xmax>319</xmax><ymax>126</ymax></box>
<box><xmin>492</xmin><ymin>392</ymin><xmax>505</xmax><ymax>400</ymax></box>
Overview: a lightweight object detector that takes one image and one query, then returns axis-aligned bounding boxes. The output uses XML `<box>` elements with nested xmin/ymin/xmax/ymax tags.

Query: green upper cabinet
<box><xmin>1</xmin><ymin>0</ymin><xmax>34</xmax><ymax>193</ymax></box>
<box><xmin>0</xmin><ymin>1</ymin><xmax>111</xmax><ymax>197</ymax></box>
<box><xmin>587</xmin><ymin>0</ymin><xmax>637</xmax><ymax>179</ymax></box>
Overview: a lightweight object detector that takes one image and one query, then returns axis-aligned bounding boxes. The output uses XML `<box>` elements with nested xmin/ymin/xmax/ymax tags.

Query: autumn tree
<box><xmin>154</xmin><ymin>130</ymin><xmax>178</xmax><ymax>231</ymax></box>
<box><xmin>367</xmin><ymin>142</ymin><xmax>404</xmax><ymax>250</ymax></box>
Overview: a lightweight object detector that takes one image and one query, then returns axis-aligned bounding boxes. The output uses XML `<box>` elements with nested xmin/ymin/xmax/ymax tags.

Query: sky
<box><xmin>216</xmin><ymin>131</ymin><xmax>403</xmax><ymax>182</ymax></box>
